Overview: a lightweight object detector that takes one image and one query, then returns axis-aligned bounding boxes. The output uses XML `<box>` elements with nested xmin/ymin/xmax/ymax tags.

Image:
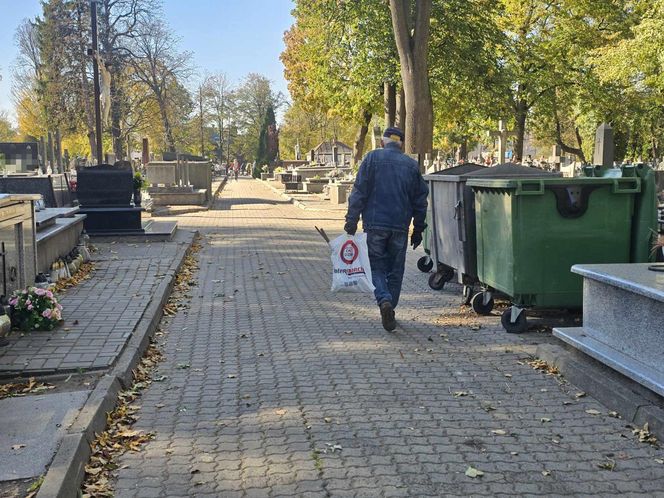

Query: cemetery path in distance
<box><xmin>112</xmin><ymin>177</ymin><xmax>664</xmax><ymax>497</ymax></box>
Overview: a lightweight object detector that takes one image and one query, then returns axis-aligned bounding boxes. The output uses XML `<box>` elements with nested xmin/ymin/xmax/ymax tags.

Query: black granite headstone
<box><xmin>0</xmin><ymin>174</ymin><xmax>72</xmax><ymax>208</ymax></box>
<box><xmin>76</xmin><ymin>164</ymin><xmax>143</xmax><ymax>234</ymax></box>
<box><xmin>76</xmin><ymin>164</ymin><xmax>133</xmax><ymax>206</ymax></box>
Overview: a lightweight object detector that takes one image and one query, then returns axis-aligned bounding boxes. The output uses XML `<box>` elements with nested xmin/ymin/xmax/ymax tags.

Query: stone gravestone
<box><xmin>142</xmin><ymin>138</ymin><xmax>150</xmax><ymax>165</ymax></box>
<box><xmin>593</xmin><ymin>122</ymin><xmax>614</xmax><ymax>168</ymax></box>
<box><xmin>76</xmin><ymin>163</ymin><xmax>144</xmax><ymax>235</ymax></box>
<box><xmin>371</xmin><ymin>125</ymin><xmax>382</xmax><ymax>150</ymax></box>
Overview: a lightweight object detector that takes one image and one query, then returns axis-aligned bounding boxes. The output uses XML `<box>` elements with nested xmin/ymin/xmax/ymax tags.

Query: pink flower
<box><xmin>27</xmin><ymin>304</ymin><xmax>33</xmax><ymax>311</ymax></box>
<box><xmin>34</xmin><ymin>288</ymin><xmax>46</xmax><ymax>296</ymax></box>
<box><xmin>46</xmin><ymin>290</ymin><xmax>54</xmax><ymax>299</ymax></box>
<box><xmin>56</xmin><ymin>304</ymin><xmax>62</xmax><ymax>311</ymax></box>
<box><xmin>8</xmin><ymin>298</ymin><xmax>17</xmax><ymax>306</ymax></box>
<box><xmin>42</xmin><ymin>309</ymin><xmax>52</xmax><ymax>318</ymax></box>
<box><xmin>25</xmin><ymin>299</ymin><xmax>31</xmax><ymax>306</ymax></box>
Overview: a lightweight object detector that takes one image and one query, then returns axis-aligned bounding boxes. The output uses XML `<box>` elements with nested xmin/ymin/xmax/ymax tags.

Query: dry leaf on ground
<box><xmin>465</xmin><ymin>466</ymin><xmax>484</xmax><ymax>478</ymax></box>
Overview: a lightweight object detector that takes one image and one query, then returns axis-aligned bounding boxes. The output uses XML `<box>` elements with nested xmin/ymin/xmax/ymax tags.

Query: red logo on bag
<box><xmin>340</xmin><ymin>240</ymin><xmax>359</xmax><ymax>264</ymax></box>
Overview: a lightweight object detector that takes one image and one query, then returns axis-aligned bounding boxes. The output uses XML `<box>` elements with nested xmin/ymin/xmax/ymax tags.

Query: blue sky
<box><xmin>0</xmin><ymin>0</ymin><xmax>294</xmax><ymax>123</ymax></box>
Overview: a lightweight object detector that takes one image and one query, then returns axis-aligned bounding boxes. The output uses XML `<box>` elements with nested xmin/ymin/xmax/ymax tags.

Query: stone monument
<box><xmin>489</xmin><ymin>120</ymin><xmax>517</xmax><ymax>165</ymax></box>
<box><xmin>593</xmin><ymin>122</ymin><xmax>614</xmax><ymax>168</ymax></box>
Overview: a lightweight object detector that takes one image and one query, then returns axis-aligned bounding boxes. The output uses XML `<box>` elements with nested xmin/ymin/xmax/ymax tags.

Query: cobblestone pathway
<box><xmin>114</xmin><ymin>178</ymin><xmax>664</xmax><ymax>497</ymax></box>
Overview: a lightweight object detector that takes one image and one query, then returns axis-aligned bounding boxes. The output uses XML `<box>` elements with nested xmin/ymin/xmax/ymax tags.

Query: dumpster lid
<box><xmin>464</xmin><ymin>163</ymin><xmax>561</xmax><ymax>178</ymax></box>
<box><xmin>423</xmin><ymin>163</ymin><xmax>486</xmax><ymax>182</ymax></box>
<box><xmin>466</xmin><ymin>176</ymin><xmax>641</xmax><ymax>191</ymax></box>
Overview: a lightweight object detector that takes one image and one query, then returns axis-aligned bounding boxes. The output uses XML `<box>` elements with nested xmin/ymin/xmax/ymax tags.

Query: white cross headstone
<box><xmin>489</xmin><ymin>120</ymin><xmax>517</xmax><ymax>165</ymax></box>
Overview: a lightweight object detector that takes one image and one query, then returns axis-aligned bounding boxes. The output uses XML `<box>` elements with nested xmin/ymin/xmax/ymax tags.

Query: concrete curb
<box><xmin>258</xmin><ymin>179</ymin><xmax>309</xmax><ymax>211</ymax></box>
<box><xmin>36</xmin><ymin>230</ymin><xmax>197</xmax><ymax>498</ymax></box>
<box><xmin>536</xmin><ymin>343</ymin><xmax>664</xmax><ymax>441</ymax></box>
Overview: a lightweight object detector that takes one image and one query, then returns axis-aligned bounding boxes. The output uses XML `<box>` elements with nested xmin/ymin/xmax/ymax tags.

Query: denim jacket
<box><xmin>346</xmin><ymin>143</ymin><xmax>429</xmax><ymax>233</ymax></box>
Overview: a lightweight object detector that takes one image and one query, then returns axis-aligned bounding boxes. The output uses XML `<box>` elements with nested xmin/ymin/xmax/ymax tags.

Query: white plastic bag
<box><xmin>329</xmin><ymin>233</ymin><xmax>375</xmax><ymax>293</ymax></box>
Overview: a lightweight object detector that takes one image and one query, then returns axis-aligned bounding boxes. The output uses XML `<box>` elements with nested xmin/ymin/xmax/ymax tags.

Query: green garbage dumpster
<box><xmin>424</xmin><ymin>163</ymin><xmax>559</xmax><ymax>305</ymax></box>
<box><xmin>467</xmin><ymin>175</ymin><xmax>653</xmax><ymax>333</ymax></box>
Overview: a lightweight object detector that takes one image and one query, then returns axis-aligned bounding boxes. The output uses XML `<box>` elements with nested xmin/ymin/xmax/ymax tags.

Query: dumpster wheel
<box><xmin>417</xmin><ymin>256</ymin><xmax>434</xmax><ymax>273</ymax></box>
<box><xmin>501</xmin><ymin>308</ymin><xmax>528</xmax><ymax>333</ymax></box>
<box><xmin>462</xmin><ymin>285</ymin><xmax>473</xmax><ymax>305</ymax></box>
<box><xmin>428</xmin><ymin>266</ymin><xmax>454</xmax><ymax>290</ymax></box>
<box><xmin>470</xmin><ymin>291</ymin><xmax>494</xmax><ymax>315</ymax></box>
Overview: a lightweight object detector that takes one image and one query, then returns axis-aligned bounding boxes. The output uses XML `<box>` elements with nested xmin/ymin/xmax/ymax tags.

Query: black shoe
<box><xmin>379</xmin><ymin>301</ymin><xmax>396</xmax><ymax>331</ymax></box>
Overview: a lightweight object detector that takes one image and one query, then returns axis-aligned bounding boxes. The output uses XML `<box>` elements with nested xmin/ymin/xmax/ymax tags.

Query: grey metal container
<box><xmin>423</xmin><ymin>164</ymin><xmax>486</xmax><ymax>297</ymax></box>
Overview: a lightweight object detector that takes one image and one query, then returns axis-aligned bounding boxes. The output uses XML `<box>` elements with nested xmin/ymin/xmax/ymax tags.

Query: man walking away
<box><xmin>344</xmin><ymin>127</ymin><xmax>429</xmax><ymax>331</ymax></box>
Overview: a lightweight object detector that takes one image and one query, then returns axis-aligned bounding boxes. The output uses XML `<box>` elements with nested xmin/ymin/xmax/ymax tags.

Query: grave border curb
<box><xmin>536</xmin><ymin>342</ymin><xmax>664</xmax><ymax>441</ymax></box>
<box><xmin>258</xmin><ymin>179</ymin><xmax>308</xmax><ymax>210</ymax></box>
<box><xmin>36</xmin><ymin>230</ymin><xmax>198</xmax><ymax>498</ymax></box>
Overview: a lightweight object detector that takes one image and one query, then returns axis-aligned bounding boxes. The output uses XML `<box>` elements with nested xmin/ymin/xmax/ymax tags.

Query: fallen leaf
<box><xmin>504</xmin><ymin>374</ymin><xmax>512</xmax><ymax>378</ymax></box>
<box><xmin>655</xmin><ymin>458</ymin><xmax>663</xmax><ymax>464</ymax></box>
<box><xmin>608</xmin><ymin>411</ymin><xmax>620</xmax><ymax>418</ymax></box>
<box><xmin>542</xmin><ymin>470</ymin><xmax>551</xmax><ymax>476</ymax></box>
<box><xmin>541</xmin><ymin>417</ymin><xmax>551</xmax><ymax>423</ymax></box>
<box><xmin>465</xmin><ymin>466</ymin><xmax>484</xmax><ymax>478</ymax></box>
<box><xmin>275</xmin><ymin>408</ymin><xmax>287</xmax><ymax>415</ymax></box>
<box><xmin>453</xmin><ymin>391</ymin><xmax>470</xmax><ymax>398</ymax></box>
<box><xmin>324</xmin><ymin>417</ymin><xmax>332</xmax><ymax>423</ymax></box>
<box><xmin>11</xmin><ymin>444</ymin><xmax>26</xmax><ymax>450</ymax></box>
<box><xmin>586</xmin><ymin>409</ymin><xmax>601</xmax><ymax>416</ymax></box>
<box><xmin>491</xmin><ymin>429</ymin><xmax>507</xmax><ymax>436</ymax></box>
<box><xmin>598</xmin><ymin>458</ymin><xmax>616</xmax><ymax>471</ymax></box>
<box><xmin>227</xmin><ymin>374</ymin><xmax>236</xmax><ymax>379</ymax></box>
<box><xmin>575</xmin><ymin>392</ymin><xmax>586</xmax><ymax>398</ymax></box>
<box><xmin>510</xmin><ymin>451</ymin><xmax>519</xmax><ymax>456</ymax></box>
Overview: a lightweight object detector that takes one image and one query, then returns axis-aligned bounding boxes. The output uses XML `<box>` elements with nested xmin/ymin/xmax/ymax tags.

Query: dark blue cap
<box><xmin>383</xmin><ymin>127</ymin><xmax>404</xmax><ymax>142</ymax></box>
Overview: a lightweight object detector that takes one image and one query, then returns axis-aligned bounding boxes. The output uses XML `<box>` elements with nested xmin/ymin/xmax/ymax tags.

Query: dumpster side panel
<box><xmin>475</xmin><ymin>183</ymin><xmax>635</xmax><ymax>309</ymax></box>
<box><xmin>510</xmin><ymin>187</ymin><xmax>633</xmax><ymax>307</ymax></box>
<box><xmin>475</xmin><ymin>189</ymin><xmax>516</xmax><ymax>296</ymax></box>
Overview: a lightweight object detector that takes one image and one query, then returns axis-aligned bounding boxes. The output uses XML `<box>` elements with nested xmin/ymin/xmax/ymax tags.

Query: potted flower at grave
<box><xmin>9</xmin><ymin>287</ymin><xmax>63</xmax><ymax>332</ymax></box>
<box><xmin>133</xmin><ymin>172</ymin><xmax>148</xmax><ymax>206</ymax></box>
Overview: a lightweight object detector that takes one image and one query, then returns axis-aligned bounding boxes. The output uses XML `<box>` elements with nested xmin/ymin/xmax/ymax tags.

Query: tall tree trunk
<box><xmin>55</xmin><ymin>129</ymin><xmax>62</xmax><ymax>172</ymax></box>
<box><xmin>352</xmin><ymin>110</ymin><xmax>372</xmax><ymax>165</ymax></box>
<box><xmin>395</xmin><ymin>86</ymin><xmax>406</xmax><ymax>133</ymax></box>
<box><xmin>389</xmin><ymin>0</ymin><xmax>433</xmax><ymax>163</ymax></box>
<box><xmin>110</xmin><ymin>76</ymin><xmax>124</xmax><ymax>160</ymax></box>
<box><xmin>199</xmin><ymin>88</ymin><xmax>205</xmax><ymax>157</ymax></box>
<box><xmin>156</xmin><ymin>93</ymin><xmax>176</xmax><ymax>153</ymax></box>
<box><xmin>39</xmin><ymin>137</ymin><xmax>47</xmax><ymax>173</ymax></box>
<box><xmin>513</xmin><ymin>100</ymin><xmax>528</xmax><ymax>163</ymax></box>
<box><xmin>457</xmin><ymin>138</ymin><xmax>468</xmax><ymax>162</ymax></box>
<box><xmin>384</xmin><ymin>82</ymin><xmax>396</xmax><ymax>128</ymax></box>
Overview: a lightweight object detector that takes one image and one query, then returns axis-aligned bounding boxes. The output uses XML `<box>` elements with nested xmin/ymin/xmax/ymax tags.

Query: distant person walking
<box><xmin>232</xmin><ymin>160</ymin><xmax>240</xmax><ymax>181</ymax></box>
<box><xmin>344</xmin><ymin>127</ymin><xmax>429</xmax><ymax>331</ymax></box>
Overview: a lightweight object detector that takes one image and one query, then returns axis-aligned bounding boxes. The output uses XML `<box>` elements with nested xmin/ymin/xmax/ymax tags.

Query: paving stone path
<box><xmin>0</xmin><ymin>236</ymin><xmax>191</xmax><ymax>375</ymax></box>
<box><xmin>114</xmin><ymin>178</ymin><xmax>664</xmax><ymax>497</ymax></box>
